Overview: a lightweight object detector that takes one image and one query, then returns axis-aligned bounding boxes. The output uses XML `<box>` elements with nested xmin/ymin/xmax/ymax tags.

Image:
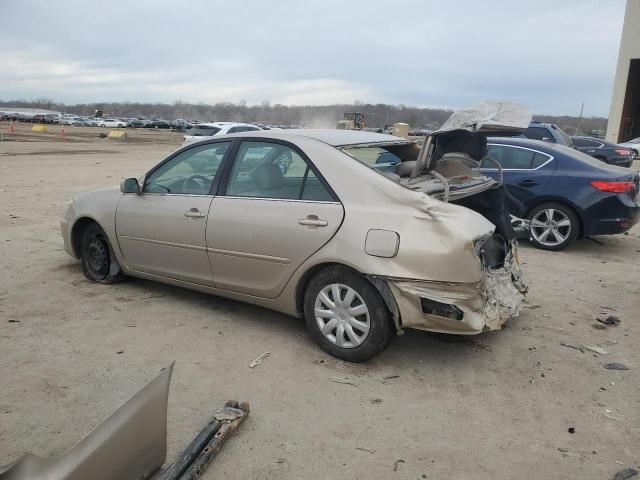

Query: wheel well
<box><xmin>527</xmin><ymin>200</ymin><xmax>584</xmax><ymax>238</ymax></box>
<box><xmin>295</xmin><ymin>262</ymin><xmax>362</xmax><ymax>316</ymax></box>
<box><xmin>70</xmin><ymin>217</ymin><xmax>99</xmax><ymax>257</ymax></box>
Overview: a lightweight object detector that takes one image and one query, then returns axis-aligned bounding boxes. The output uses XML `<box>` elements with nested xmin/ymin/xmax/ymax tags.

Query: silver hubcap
<box><xmin>530</xmin><ymin>208</ymin><xmax>571</xmax><ymax>246</ymax></box>
<box><xmin>314</xmin><ymin>283</ymin><xmax>370</xmax><ymax>349</ymax></box>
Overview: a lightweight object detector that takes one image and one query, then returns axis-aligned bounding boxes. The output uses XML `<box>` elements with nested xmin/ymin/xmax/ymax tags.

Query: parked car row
<box><xmin>521</xmin><ymin>121</ymin><xmax>635</xmax><ymax>168</ymax></box>
<box><xmin>571</xmin><ymin>136</ymin><xmax>634</xmax><ymax>167</ymax></box>
<box><xmin>0</xmin><ymin>112</ymin><xmax>196</xmax><ymax>131</ymax></box>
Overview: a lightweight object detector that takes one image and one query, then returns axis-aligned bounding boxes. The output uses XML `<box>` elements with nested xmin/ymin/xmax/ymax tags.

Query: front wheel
<box><xmin>80</xmin><ymin>223</ymin><xmax>124</xmax><ymax>284</ymax></box>
<box><xmin>527</xmin><ymin>202</ymin><xmax>579</xmax><ymax>251</ymax></box>
<box><xmin>304</xmin><ymin>267</ymin><xmax>394</xmax><ymax>362</ymax></box>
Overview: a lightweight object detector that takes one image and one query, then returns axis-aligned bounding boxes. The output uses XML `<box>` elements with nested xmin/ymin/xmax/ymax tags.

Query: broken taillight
<box><xmin>590</xmin><ymin>181</ymin><xmax>635</xmax><ymax>193</ymax></box>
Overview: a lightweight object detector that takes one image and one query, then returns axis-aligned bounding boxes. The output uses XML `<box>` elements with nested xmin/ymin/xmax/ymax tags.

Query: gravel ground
<box><xmin>1</xmin><ymin>124</ymin><xmax>639</xmax><ymax>479</ymax></box>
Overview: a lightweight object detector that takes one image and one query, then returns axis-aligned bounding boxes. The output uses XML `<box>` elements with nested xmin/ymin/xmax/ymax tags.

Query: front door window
<box><xmin>144</xmin><ymin>142</ymin><xmax>231</xmax><ymax>195</ymax></box>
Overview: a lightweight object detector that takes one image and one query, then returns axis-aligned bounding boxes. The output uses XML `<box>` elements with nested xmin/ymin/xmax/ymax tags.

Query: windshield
<box><xmin>551</xmin><ymin>125</ymin><xmax>574</xmax><ymax>147</ymax></box>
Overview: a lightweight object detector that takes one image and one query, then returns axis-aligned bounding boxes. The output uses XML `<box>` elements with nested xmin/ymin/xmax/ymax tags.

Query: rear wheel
<box><xmin>304</xmin><ymin>267</ymin><xmax>394</xmax><ymax>362</ymax></box>
<box><xmin>527</xmin><ymin>202</ymin><xmax>579</xmax><ymax>251</ymax></box>
<box><xmin>80</xmin><ymin>223</ymin><xmax>124</xmax><ymax>284</ymax></box>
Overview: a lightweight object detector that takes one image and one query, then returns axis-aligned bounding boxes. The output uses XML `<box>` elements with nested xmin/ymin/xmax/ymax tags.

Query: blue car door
<box><xmin>480</xmin><ymin>144</ymin><xmax>556</xmax><ymax>207</ymax></box>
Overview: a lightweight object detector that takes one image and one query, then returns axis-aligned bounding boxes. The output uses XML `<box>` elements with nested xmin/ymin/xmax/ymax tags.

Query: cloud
<box><xmin>0</xmin><ymin>0</ymin><xmax>625</xmax><ymax>115</ymax></box>
<box><xmin>0</xmin><ymin>47</ymin><xmax>373</xmax><ymax>105</ymax></box>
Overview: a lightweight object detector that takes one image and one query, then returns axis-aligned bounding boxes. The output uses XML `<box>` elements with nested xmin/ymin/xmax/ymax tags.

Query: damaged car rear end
<box><xmin>335</xmin><ymin>102</ymin><xmax>529</xmax><ymax>338</ymax></box>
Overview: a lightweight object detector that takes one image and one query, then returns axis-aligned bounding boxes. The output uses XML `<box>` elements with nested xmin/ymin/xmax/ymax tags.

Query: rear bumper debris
<box><xmin>386</xmin><ymin>245</ymin><xmax>527</xmax><ymax>334</ymax></box>
<box><xmin>0</xmin><ymin>364</ymin><xmax>250</xmax><ymax>480</ymax></box>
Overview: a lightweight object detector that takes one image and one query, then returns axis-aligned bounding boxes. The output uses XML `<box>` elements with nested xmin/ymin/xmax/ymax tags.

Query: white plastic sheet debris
<box><xmin>435</xmin><ymin>101</ymin><xmax>533</xmax><ymax>134</ymax></box>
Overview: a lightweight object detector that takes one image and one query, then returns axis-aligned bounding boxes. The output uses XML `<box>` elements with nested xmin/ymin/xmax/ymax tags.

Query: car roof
<box><xmin>227</xmin><ymin>128</ymin><xmax>410</xmax><ymax>147</ymax></box>
<box><xmin>528</xmin><ymin>121</ymin><xmax>556</xmax><ymax>128</ymax></box>
<box><xmin>572</xmin><ymin>136</ymin><xmax>603</xmax><ymax>140</ymax></box>
<box><xmin>573</xmin><ymin>136</ymin><xmax>617</xmax><ymax>146</ymax></box>
<box><xmin>487</xmin><ymin>136</ymin><xmax>558</xmax><ymax>150</ymax></box>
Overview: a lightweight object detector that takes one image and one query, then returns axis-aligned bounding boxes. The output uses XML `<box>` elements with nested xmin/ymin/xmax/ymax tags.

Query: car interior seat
<box><xmin>252</xmin><ymin>163</ymin><xmax>284</xmax><ymax>191</ymax></box>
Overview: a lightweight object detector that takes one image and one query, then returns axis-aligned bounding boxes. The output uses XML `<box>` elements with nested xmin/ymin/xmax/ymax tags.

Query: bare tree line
<box><xmin>0</xmin><ymin>98</ymin><xmax>608</xmax><ymax>134</ymax></box>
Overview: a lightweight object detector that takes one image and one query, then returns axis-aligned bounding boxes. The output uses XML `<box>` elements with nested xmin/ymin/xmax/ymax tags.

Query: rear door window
<box><xmin>484</xmin><ymin>145</ymin><xmax>551</xmax><ymax>169</ymax></box>
<box><xmin>530</xmin><ymin>152</ymin><xmax>552</xmax><ymax>168</ymax></box>
<box><xmin>226</xmin><ymin>141</ymin><xmax>335</xmax><ymax>201</ymax></box>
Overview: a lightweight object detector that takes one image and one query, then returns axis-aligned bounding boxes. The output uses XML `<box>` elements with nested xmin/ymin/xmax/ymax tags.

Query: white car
<box><xmin>182</xmin><ymin>122</ymin><xmax>262</xmax><ymax>146</ymax></box>
<box><xmin>97</xmin><ymin>118</ymin><xmax>127</xmax><ymax>128</ymax></box>
<box><xmin>61</xmin><ymin>115</ymin><xmax>83</xmax><ymax>126</ymax></box>
<box><xmin>618</xmin><ymin>137</ymin><xmax>640</xmax><ymax>159</ymax></box>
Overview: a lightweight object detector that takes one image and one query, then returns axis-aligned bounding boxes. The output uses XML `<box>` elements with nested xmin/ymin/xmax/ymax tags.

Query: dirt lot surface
<box><xmin>1</xmin><ymin>123</ymin><xmax>639</xmax><ymax>479</ymax></box>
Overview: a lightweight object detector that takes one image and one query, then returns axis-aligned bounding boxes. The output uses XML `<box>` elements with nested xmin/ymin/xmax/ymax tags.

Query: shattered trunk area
<box><xmin>385</xmin><ymin>233</ymin><xmax>527</xmax><ymax>335</ymax></box>
<box><xmin>480</xmin><ymin>243</ymin><xmax>528</xmax><ymax>331</ymax></box>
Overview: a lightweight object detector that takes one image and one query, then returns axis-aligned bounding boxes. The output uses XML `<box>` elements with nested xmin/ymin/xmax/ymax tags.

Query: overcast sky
<box><xmin>0</xmin><ymin>0</ymin><xmax>626</xmax><ymax>116</ymax></box>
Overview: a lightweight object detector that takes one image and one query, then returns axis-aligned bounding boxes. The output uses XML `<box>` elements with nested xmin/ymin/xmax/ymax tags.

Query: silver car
<box><xmin>618</xmin><ymin>136</ymin><xmax>640</xmax><ymax>159</ymax></box>
<box><xmin>61</xmin><ymin>109</ymin><xmax>527</xmax><ymax>361</ymax></box>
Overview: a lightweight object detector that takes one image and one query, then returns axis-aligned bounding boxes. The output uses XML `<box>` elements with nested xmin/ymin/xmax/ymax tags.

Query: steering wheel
<box><xmin>182</xmin><ymin>175</ymin><xmax>210</xmax><ymax>194</ymax></box>
<box><xmin>276</xmin><ymin>151</ymin><xmax>293</xmax><ymax>174</ymax></box>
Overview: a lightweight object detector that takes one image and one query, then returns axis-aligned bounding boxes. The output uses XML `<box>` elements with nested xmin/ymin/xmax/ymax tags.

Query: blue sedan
<box><xmin>479</xmin><ymin>137</ymin><xmax>640</xmax><ymax>250</ymax></box>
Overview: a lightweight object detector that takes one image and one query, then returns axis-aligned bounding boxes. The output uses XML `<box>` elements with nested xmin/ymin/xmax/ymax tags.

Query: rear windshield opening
<box><xmin>187</xmin><ymin>126</ymin><xmax>221</xmax><ymax>137</ymax></box>
<box><xmin>342</xmin><ymin>144</ymin><xmax>420</xmax><ymax>170</ymax></box>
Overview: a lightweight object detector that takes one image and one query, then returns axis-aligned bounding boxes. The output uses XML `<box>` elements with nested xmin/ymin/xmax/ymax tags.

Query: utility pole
<box><xmin>577</xmin><ymin>102</ymin><xmax>584</xmax><ymax>134</ymax></box>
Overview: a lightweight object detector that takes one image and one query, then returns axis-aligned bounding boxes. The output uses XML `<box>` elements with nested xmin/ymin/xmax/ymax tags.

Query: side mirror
<box><xmin>120</xmin><ymin>178</ymin><xmax>140</xmax><ymax>194</ymax></box>
<box><xmin>541</xmin><ymin>137</ymin><xmax>555</xmax><ymax>143</ymax></box>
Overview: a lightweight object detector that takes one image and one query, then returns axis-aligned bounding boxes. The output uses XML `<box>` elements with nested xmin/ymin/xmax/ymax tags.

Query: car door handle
<box><xmin>184</xmin><ymin>209</ymin><xmax>206</xmax><ymax>218</ymax></box>
<box><xmin>518</xmin><ymin>180</ymin><xmax>538</xmax><ymax>187</ymax></box>
<box><xmin>299</xmin><ymin>216</ymin><xmax>328</xmax><ymax>227</ymax></box>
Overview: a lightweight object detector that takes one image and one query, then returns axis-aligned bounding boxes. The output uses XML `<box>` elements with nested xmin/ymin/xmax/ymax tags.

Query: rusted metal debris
<box><xmin>158</xmin><ymin>401</ymin><xmax>250</xmax><ymax>480</ymax></box>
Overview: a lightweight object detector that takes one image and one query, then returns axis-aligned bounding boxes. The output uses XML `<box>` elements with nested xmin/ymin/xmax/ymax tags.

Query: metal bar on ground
<box><xmin>157</xmin><ymin>419</ymin><xmax>222</xmax><ymax>480</ymax></box>
<box><xmin>158</xmin><ymin>400</ymin><xmax>250</xmax><ymax>480</ymax></box>
<box><xmin>178</xmin><ymin>401</ymin><xmax>250</xmax><ymax>480</ymax></box>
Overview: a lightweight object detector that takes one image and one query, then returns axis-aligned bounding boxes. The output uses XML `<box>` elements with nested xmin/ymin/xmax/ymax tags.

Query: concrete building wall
<box><xmin>606</xmin><ymin>0</ymin><xmax>640</xmax><ymax>143</ymax></box>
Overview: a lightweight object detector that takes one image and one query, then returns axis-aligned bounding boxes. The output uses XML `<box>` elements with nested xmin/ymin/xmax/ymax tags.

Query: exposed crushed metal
<box><xmin>379</xmin><ymin>242</ymin><xmax>526</xmax><ymax>334</ymax></box>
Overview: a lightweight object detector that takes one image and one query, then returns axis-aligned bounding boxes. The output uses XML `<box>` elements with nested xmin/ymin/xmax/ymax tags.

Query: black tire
<box><xmin>303</xmin><ymin>267</ymin><xmax>394</xmax><ymax>362</ymax></box>
<box><xmin>80</xmin><ymin>223</ymin><xmax>124</xmax><ymax>284</ymax></box>
<box><xmin>527</xmin><ymin>202</ymin><xmax>580</xmax><ymax>251</ymax></box>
